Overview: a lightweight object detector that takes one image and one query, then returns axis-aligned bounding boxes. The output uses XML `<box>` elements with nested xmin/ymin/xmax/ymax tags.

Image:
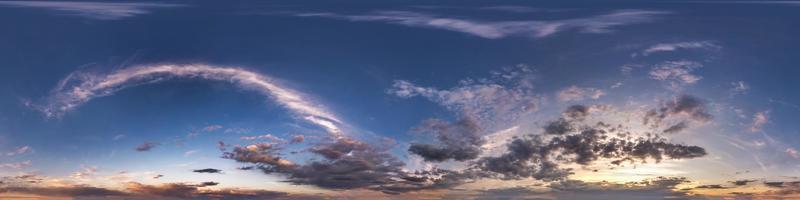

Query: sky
<box><xmin>0</xmin><ymin>1</ymin><xmax>800</xmax><ymax>199</ymax></box>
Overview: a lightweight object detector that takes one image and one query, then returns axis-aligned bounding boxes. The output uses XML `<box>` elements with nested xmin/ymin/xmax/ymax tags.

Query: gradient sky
<box><xmin>1</xmin><ymin>1</ymin><xmax>800</xmax><ymax>199</ymax></box>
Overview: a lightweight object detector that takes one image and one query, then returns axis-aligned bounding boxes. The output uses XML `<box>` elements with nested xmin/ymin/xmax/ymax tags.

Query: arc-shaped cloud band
<box><xmin>38</xmin><ymin>64</ymin><xmax>344</xmax><ymax>136</ymax></box>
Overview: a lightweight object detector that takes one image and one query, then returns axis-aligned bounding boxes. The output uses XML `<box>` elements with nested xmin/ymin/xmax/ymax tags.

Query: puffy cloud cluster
<box><xmin>388</xmin><ymin>65</ymin><xmax>542</xmax><ymax>130</ymax></box>
<box><xmin>408</xmin><ymin>117</ymin><xmax>485</xmax><ymax>162</ymax></box>
<box><xmin>643</xmin><ymin>95</ymin><xmax>713</xmax><ymax>134</ymax></box>
<box><xmin>476</xmin><ymin>105</ymin><xmax>707</xmax><ymax>181</ymax></box>
<box><xmin>556</xmin><ymin>86</ymin><xmax>605</xmax><ymax>102</ymax></box>
<box><xmin>648</xmin><ymin>60</ymin><xmax>703</xmax><ymax>90</ymax></box>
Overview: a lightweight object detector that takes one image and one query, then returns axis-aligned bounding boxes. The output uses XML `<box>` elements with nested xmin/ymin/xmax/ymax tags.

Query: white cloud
<box><xmin>0</xmin><ymin>160</ymin><xmax>31</xmax><ymax>169</ymax></box>
<box><xmin>294</xmin><ymin>9</ymin><xmax>667</xmax><ymax>39</ymax></box>
<box><xmin>640</xmin><ymin>41</ymin><xmax>720</xmax><ymax>56</ymax></box>
<box><xmin>203</xmin><ymin>125</ymin><xmax>223</xmax><ymax>132</ymax></box>
<box><xmin>6</xmin><ymin>146</ymin><xmax>33</xmax><ymax>156</ymax></box>
<box><xmin>183</xmin><ymin>150</ymin><xmax>199</xmax><ymax>157</ymax></box>
<box><xmin>749</xmin><ymin>111</ymin><xmax>769</xmax><ymax>132</ymax></box>
<box><xmin>36</xmin><ymin>64</ymin><xmax>346</xmax><ymax>137</ymax></box>
<box><xmin>0</xmin><ymin>1</ymin><xmax>183</xmax><ymax>20</ymax></box>
<box><xmin>730</xmin><ymin>81</ymin><xmax>749</xmax><ymax>96</ymax></box>
<box><xmin>786</xmin><ymin>148</ymin><xmax>799</xmax><ymax>160</ymax></box>
<box><xmin>388</xmin><ymin>65</ymin><xmax>542</xmax><ymax>130</ymax></box>
<box><xmin>648</xmin><ymin>60</ymin><xmax>703</xmax><ymax>90</ymax></box>
<box><xmin>556</xmin><ymin>86</ymin><xmax>605</xmax><ymax>102</ymax></box>
<box><xmin>240</xmin><ymin>134</ymin><xmax>287</xmax><ymax>143</ymax></box>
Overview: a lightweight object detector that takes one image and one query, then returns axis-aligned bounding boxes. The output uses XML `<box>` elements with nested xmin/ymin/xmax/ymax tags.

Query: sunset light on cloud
<box><xmin>1</xmin><ymin>1</ymin><xmax>800</xmax><ymax>199</ymax></box>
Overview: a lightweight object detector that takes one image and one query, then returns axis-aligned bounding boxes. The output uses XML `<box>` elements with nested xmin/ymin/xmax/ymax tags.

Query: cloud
<box><xmin>183</xmin><ymin>150</ymin><xmax>198</xmax><ymax>157</ymax></box>
<box><xmin>0</xmin><ymin>1</ymin><xmax>183</xmax><ymax>20</ymax></box>
<box><xmin>222</xmin><ymin>143</ymin><xmax>296</xmax><ymax>171</ymax></box>
<box><xmin>239</xmin><ymin>134</ymin><xmax>287</xmax><ymax>143</ymax></box>
<box><xmin>294</xmin><ymin>9</ymin><xmax>666</xmax><ymax>39</ymax></box>
<box><xmin>730</xmin><ymin>179</ymin><xmax>757</xmax><ymax>186</ymax></box>
<box><xmin>125</xmin><ymin>182</ymin><xmax>291</xmax><ymax>199</ymax></box>
<box><xmin>388</xmin><ymin>65</ymin><xmax>542</xmax><ymax>129</ymax></box>
<box><xmin>640</xmin><ymin>41</ymin><xmax>720</xmax><ymax>56</ymax></box>
<box><xmin>477</xmin><ymin>105</ymin><xmax>707</xmax><ymax>181</ymax></box>
<box><xmin>749</xmin><ymin>111</ymin><xmax>769</xmax><ymax>132</ymax></box>
<box><xmin>643</xmin><ymin>94</ymin><xmax>713</xmax><ymax>126</ymax></box>
<box><xmin>0</xmin><ymin>160</ymin><xmax>31</xmax><ymax>169</ymax></box>
<box><xmin>0</xmin><ymin>185</ymin><xmax>128</xmax><ymax>197</ymax></box>
<box><xmin>36</xmin><ymin>64</ymin><xmax>346</xmax><ymax>136</ymax></box>
<box><xmin>408</xmin><ymin>117</ymin><xmax>485</xmax><ymax>162</ymax></box>
<box><xmin>730</xmin><ymin>81</ymin><xmax>749</xmax><ymax>96</ymax></box>
<box><xmin>556</xmin><ymin>86</ymin><xmax>605</xmax><ymax>102</ymax></box>
<box><xmin>290</xmin><ymin>135</ymin><xmax>305</xmax><ymax>144</ymax></box>
<box><xmin>648</xmin><ymin>60</ymin><xmax>703</xmax><ymax>90</ymax></box>
<box><xmin>134</xmin><ymin>141</ymin><xmax>159</xmax><ymax>152</ymax></box>
<box><xmin>787</xmin><ymin>148</ymin><xmax>800</xmax><ymax>159</ymax></box>
<box><xmin>5</xmin><ymin>146</ymin><xmax>32</xmax><ymax>156</ymax></box>
<box><xmin>192</xmin><ymin>168</ymin><xmax>222</xmax><ymax>174</ymax></box>
<box><xmin>203</xmin><ymin>125</ymin><xmax>223</xmax><ymax>132</ymax></box>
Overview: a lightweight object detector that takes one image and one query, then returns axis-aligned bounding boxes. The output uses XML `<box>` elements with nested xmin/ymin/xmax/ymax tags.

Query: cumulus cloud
<box><xmin>643</xmin><ymin>94</ymin><xmax>713</xmax><ymax>127</ymax></box>
<box><xmin>0</xmin><ymin>1</ymin><xmax>183</xmax><ymax>20</ymax></box>
<box><xmin>408</xmin><ymin>117</ymin><xmax>485</xmax><ymax>162</ymax></box>
<box><xmin>477</xmin><ymin>105</ymin><xmax>706</xmax><ymax>181</ymax></box>
<box><xmin>134</xmin><ymin>141</ymin><xmax>159</xmax><ymax>152</ymax></box>
<box><xmin>640</xmin><ymin>41</ymin><xmax>720</xmax><ymax>56</ymax></box>
<box><xmin>36</xmin><ymin>64</ymin><xmax>345</xmax><ymax>136</ymax></box>
<box><xmin>648</xmin><ymin>60</ymin><xmax>703</xmax><ymax>90</ymax></box>
<box><xmin>556</xmin><ymin>86</ymin><xmax>605</xmax><ymax>102</ymax></box>
<box><xmin>294</xmin><ymin>10</ymin><xmax>667</xmax><ymax>39</ymax></box>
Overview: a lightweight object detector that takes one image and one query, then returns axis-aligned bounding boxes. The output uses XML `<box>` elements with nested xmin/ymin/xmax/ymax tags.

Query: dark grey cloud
<box><xmin>199</xmin><ymin>181</ymin><xmax>219</xmax><ymax>187</ymax></box>
<box><xmin>694</xmin><ymin>184</ymin><xmax>727</xmax><ymax>189</ymax></box>
<box><xmin>644</xmin><ymin>95</ymin><xmax>712</xmax><ymax>126</ymax></box>
<box><xmin>476</xmin><ymin>105</ymin><xmax>706</xmax><ymax>181</ymax></box>
<box><xmin>408</xmin><ymin>117</ymin><xmax>485</xmax><ymax>162</ymax></box>
<box><xmin>662</xmin><ymin>121</ymin><xmax>688</xmax><ymax>134</ymax></box>
<box><xmin>731</xmin><ymin>179</ymin><xmax>757</xmax><ymax>186</ymax></box>
<box><xmin>543</xmin><ymin>118</ymin><xmax>574</xmax><ymax>135</ymax></box>
<box><xmin>222</xmin><ymin>143</ymin><xmax>296</xmax><ymax>172</ymax></box>
<box><xmin>134</xmin><ymin>141</ymin><xmax>160</xmax><ymax>152</ymax></box>
<box><xmin>192</xmin><ymin>168</ymin><xmax>222</xmax><ymax>174</ymax></box>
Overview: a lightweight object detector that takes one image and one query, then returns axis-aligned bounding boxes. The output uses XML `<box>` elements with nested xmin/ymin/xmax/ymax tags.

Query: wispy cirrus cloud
<box><xmin>639</xmin><ymin>41</ymin><xmax>720</xmax><ymax>56</ymax></box>
<box><xmin>293</xmin><ymin>9</ymin><xmax>667</xmax><ymax>39</ymax></box>
<box><xmin>34</xmin><ymin>64</ymin><xmax>346</xmax><ymax>136</ymax></box>
<box><xmin>0</xmin><ymin>1</ymin><xmax>184</xmax><ymax>20</ymax></box>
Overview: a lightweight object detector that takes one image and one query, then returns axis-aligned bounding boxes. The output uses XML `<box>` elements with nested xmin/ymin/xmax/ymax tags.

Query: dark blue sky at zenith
<box><xmin>0</xmin><ymin>1</ymin><xmax>800</xmax><ymax>199</ymax></box>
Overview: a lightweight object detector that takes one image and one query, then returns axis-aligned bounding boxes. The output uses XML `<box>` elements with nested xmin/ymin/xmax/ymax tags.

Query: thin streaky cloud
<box><xmin>293</xmin><ymin>9</ymin><xmax>668</xmax><ymax>39</ymax></box>
<box><xmin>0</xmin><ymin>1</ymin><xmax>184</xmax><ymax>20</ymax></box>
<box><xmin>640</xmin><ymin>41</ymin><xmax>720</xmax><ymax>56</ymax></box>
<box><xmin>37</xmin><ymin>64</ymin><xmax>345</xmax><ymax>136</ymax></box>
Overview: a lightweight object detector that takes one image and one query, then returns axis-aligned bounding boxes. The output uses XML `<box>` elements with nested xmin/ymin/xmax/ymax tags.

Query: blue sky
<box><xmin>1</xmin><ymin>1</ymin><xmax>800</xmax><ymax>199</ymax></box>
